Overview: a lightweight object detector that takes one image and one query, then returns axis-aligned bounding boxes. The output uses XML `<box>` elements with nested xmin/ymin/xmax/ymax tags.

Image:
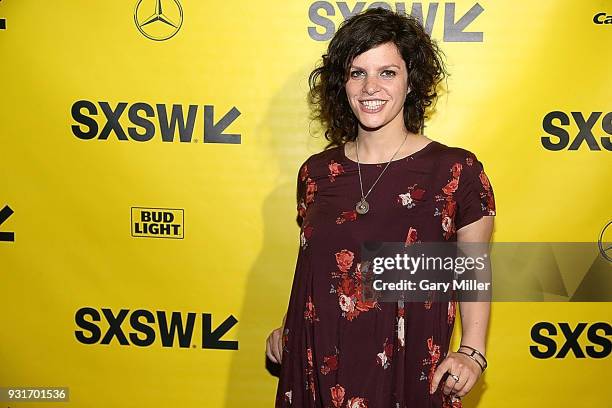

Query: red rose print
<box><xmin>339</xmin><ymin>294</ymin><xmax>355</xmax><ymax>315</ymax></box>
<box><xmin>442</xmin><ymin>395</ymin><xmax>463</xmax><ymax>408</ymax></box>
<box><xmin>335</xmin><ymin>249</ymin><xmax>354</xmax><ymax>273</ymax></box>
<box><xmin>306</xmin><ymin>178</ymin><xmax>317</xmax><ymax>205</ymax></box>
<box><xmin>486</xmin><ymin>193</ymin><xmax>496</xmax><ymax>214</ymax></box>
<box><xmin>339</xmin><ymin>276</ymin><xmax>356</xmax><ymax>296</ymax></box>
<box><xmin>444</xmin><ymin>197</ymin><xmax>457</xmax><ymax>218</ymax></box>
<box><xmin>300</xmin><ymin>163</ymin><xmax>309</xmax><ymax>181</ymax></box>
<box><xmin>385</xmin><ymin>342</ymin><xmax>394</xmax><ymax>357</ymax></box>
<box><xmin>425</xmin><ymin>336</ymin><xmax>441</xmax><ymax>385</ymax></box>
<box><xmin>284</xmin><ymin>390</ymin><xmax>292</xmax><ymax>404</ymax></box>
<box><xmin>354</xmin><ymin>296</ymin><xmax>377</xmax><ymax>312</ymax></box>
<box><xmin>297</xmin><ymin>200</ymin><xmax>307</xmax><ymax>219</ymax></box>
<box><xmin>451</xmin><ymin>162</ymin><xmax>463</xmax><ymax>178</ymax></box>
<box><xmin>303</xmin><ymin>224</ymin><xmax>314</xmax><ymax>238</ymax></box>
<box><xmin>377</xmin><ymin>337</ymin><xmax>393</xmax><ymax>369</ymax></box>
<box><xmin>330</xmin><ymin>384</ymin><xmax>345</xmax><ymax>407</ymax></box>
<box><xmin>433</xmin><ymin>161</ymin><xmax>467</xmax><ymax>240</ymax></box>
<box><xmin>479</xmin><ymin>169</ymin><xmax>491</xmax><ymax>191</ymax></box>
<box><xmin>398</xmin><ymin>184</ymin><xmax>426</xmax><ymax>209</ymax></box>
<box><xmin>346</xmin><ymin>397</ymin><xmax>369</xmax><ymax>408</ymax></box>
<box><xmin>304</xmin><ymin>295</ymin><xmax>319</xmax><ymax>322</ymax></box>
<box><xmin>305</xmin><ymin>347</ymin><xmax>316</xmax><ymax>400</ymax></box>
<box><xmin>442</xmin><ymin>178</ymin><xmax>458</xmax><ymax>195</ymax></box>
<box><xmin>412</xmin><ymin>187</ymin><xmax>426</xmax><ymax>200</ymax></box>
<box><xmin>441</xmin><ymin>216</ymin><xmax>452</xmax><ymax>232</ymax></box>
<box><xmin>441</xmin><ymin>198</ymin><xmax>457</xmax><ymax>240</ymax></box>
<box><xmin>336</xmin><ymin>210</ymin><xmax>358</xmax><ymax>224</ymax></box>
<box><xmin>331</xmin><ymin>252</ymin><xmax>379</xmax><ymax>321</ymax></box>
<box><xmin>354</xmin><ymin>261</ymin><xmax>364</xmax><ymax>280</ymax></box>
<box><xmin>405</xmin><ymin>227</ymin><xmax>418</xmax><ymax>246</ymax></box>
<box><xmin>300</xmin><ymin>223</ymin><xmax>314</xmax><ymax>250</ymax></box>
<box><xmin>447</xmin><ymin>299</ymin><xmax>456</xmax><ymax>324</ymax></box>
<box><xmin>320</xmin><ymin>348</ymin><xmax>339</xmax><ymax>375</ymax></box>
<box><xmin>328</xmin><ymin>160</ymin><xmax>345</xmax><ymax>182</ymax></box>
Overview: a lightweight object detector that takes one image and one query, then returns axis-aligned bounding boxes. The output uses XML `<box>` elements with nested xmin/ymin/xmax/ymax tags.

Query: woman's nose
<box><xmin>363</xmin><ymin>77</ymin><xmax>380</xmax><ymax>94</ymax></box>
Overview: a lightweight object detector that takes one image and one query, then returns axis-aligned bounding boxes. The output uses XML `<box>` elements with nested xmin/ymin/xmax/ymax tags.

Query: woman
<box><xmin>266</xmin><ymin>8</ymin><xmax>495</xmax><ymax>408</ymax></box>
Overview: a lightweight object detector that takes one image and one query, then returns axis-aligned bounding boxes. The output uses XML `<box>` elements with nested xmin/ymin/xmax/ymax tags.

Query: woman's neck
<box><xmin>346</xmin><ymin>128</ymin><xmax>430</xmax><ymax>164</ymax></box>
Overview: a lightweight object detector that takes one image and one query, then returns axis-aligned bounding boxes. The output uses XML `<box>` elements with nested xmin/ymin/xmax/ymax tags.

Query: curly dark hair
<box><xmin>308</xmin><ymin>7</ymin><xmax>448</xmax><ymax>149</ymax></box>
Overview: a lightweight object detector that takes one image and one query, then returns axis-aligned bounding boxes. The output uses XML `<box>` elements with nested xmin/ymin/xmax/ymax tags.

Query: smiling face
<box><xmin>345</xmin><ymin>42</ymin><xmax>409</xmax><ymax>132</ymax></box>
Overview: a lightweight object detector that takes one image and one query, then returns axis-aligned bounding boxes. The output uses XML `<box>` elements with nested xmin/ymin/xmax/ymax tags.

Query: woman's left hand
<box><xmin>430</xmin><ymin>351</ymin><xmax>482</xmax><ymax>397</ymax></box>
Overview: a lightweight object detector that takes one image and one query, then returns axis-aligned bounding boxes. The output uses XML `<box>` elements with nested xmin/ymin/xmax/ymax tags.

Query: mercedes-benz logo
<box><xmin>134</xmin><ymin>0</ymin><xmax>183</xmax><ymax>41</ymax></box>
<box><xmin>598</xmin><ymin>219</ymin><xmax>612</xmax><ymax>262</ymax></box>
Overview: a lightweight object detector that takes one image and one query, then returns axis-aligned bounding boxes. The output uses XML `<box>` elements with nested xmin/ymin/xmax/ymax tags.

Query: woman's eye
<box><xmin>349</xmin><ymin>70</ymin><xmax>395</xmax><ymax>79</ymax></box>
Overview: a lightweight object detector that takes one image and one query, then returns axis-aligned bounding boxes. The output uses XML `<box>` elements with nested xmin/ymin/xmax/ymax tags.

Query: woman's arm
<box><xmin>456</xmin><ymin>215</ymin><xmax>494</xmax><ymax>354</ymax></box>
<box><xmin>430</xmin><ymin>215</ymin><xmax>494</xmax><ymax>396</ymax></box>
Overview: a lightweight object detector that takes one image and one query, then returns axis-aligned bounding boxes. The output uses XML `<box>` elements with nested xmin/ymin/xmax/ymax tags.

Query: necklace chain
<box><xmin>356</xmin><ymin>133</ymin><xmax>409</xmax><ymax>202</ymax></box>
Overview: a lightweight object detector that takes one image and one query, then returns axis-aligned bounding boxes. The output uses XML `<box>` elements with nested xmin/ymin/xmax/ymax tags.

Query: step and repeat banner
<box><xmin>1</xmin><ymin>1</ymin><xmax>610</xmax><ymax>407</ymax></box>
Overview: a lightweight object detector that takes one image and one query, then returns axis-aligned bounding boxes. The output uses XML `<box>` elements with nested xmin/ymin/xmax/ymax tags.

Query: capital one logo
<box><xmin>134</xmin><ymin>0</ymin><xmax>183</xmax><ymax>41</ymax></box>
<box><xmin>593</xmin><ymin>12</ymin><xmax>612</xmax><ymax>25</ymax></box>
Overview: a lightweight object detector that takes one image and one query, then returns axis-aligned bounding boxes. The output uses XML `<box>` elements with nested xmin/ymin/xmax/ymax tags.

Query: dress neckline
<box><xmin>341</xmin><ymin>140</ymin><xmax>438</xmax><ymax>166</ymax></box>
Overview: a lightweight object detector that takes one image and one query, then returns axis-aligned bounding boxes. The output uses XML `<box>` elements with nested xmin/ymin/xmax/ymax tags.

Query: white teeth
<box><xmin>360</xmin><ymin>100</ymin><xmax>387</xmax><ymax>110</ymax></box>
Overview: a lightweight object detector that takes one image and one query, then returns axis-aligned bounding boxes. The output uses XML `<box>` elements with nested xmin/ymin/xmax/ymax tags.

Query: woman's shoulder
<box><xmin>297</xmin><ymin>145</ymin><xmax>344</xmax><ymax>173</ymax></box>
<box><xmin>429</xmin><ymin>140</ymin><xmax>486</xmax><ymax>166</ymax></box>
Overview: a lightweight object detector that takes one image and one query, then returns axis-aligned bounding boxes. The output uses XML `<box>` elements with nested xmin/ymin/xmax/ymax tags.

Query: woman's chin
<box><xmin>358</xmin><ymin>119</ymin><xmax>387</xmax><ymax>132</ymax></box>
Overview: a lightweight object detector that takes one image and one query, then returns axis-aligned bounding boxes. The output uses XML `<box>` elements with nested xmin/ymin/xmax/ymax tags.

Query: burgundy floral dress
<box><xmin>275</xmin><ymin>140</ymin><xmax>496</xmax><ymax>408</ymax></box>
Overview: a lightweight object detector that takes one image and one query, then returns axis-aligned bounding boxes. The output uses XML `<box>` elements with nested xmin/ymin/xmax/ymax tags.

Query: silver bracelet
<box><xmin>458</xmin><ymin>344</ymin><xmax>487</xmax><ymax>373</ymax></box>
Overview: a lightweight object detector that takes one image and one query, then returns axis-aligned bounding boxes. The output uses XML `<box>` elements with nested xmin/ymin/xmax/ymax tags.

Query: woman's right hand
<box><xmin>266</xmin><ymin>326</ymin><xmax>284</xmax><ymax>364</ymax></box>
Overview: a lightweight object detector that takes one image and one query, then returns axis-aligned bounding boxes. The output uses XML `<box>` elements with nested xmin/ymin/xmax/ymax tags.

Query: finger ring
<box><xmin>450</xmin><ymin>373</ymin><xmax>460</xmax><ymax>382</ymax></box>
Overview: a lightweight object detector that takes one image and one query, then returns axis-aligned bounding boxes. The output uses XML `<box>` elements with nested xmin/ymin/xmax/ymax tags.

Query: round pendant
<box><xmin>355</xmin><ymin>198</ymin><xmax>369</xmax><ymax>215</ymax></box>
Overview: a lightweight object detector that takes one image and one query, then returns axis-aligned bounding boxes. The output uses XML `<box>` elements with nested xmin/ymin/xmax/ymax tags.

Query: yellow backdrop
<box><xmin>1</xmin><ymin>0</ymin><xmax>610</xmax><ymax>407</ymax></box>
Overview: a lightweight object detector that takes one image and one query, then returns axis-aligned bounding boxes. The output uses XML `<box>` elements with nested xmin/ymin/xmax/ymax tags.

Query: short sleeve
<box><xmin>454</xmin><ymin>152</ymin><xmax>496</xmax><ymax>230</ymax></box>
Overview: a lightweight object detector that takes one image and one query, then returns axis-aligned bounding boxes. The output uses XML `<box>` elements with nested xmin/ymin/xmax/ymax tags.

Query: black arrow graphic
<box><xmin>0</xmin><ymin>205</ymin><xmax>15</xmax><ymax>241</ymax></box>
<box><xmin>204</xmin><ymin>105</ymin><xmax>241</xmax><ymax>144</ymax></box>
<box><xmin>202</xmin><ymin>313</ymin><xmax>238</xmax><ymax>350</ymax></box>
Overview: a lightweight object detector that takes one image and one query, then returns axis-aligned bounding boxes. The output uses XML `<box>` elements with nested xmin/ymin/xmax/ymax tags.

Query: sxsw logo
<box><xmin>0</xmin><ymin>0</ymin><xmax>5</xmax><ymax>31</ymax></box>
<box><xmin>131</xmin><ymin>207</ymin><xmax>183</xmax><ymax>239</ymax></box>
<box><xmin>541</xmin><ymin>111</ymin><xmax>612</xmax><ymax>151</ymax></box>
<box><xmin>75</xmin><ymin>307</ymin><xmax>238</xmax><ymax>350</ymax></box>
<box><xmin>71</xmin><ymin>101</ymin><xmax>241</xmax><ymax>144</ymax></box>
<box><xmin>0</xmin><ymin>205</ymin><xmax>15</xmax><ymax>242</ymax></box>
<box><xmin>308</xmin><ymin>2</ymin><xmax>484</xmax><ymax>42</ymax></box>
<box><xmin>530</xmin><ymin>322</ymin><xmax>611</xmax><ymax>359</ymax></box>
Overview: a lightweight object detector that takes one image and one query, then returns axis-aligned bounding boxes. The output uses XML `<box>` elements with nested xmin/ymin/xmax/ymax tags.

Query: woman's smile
<box><xmin>359</xmin><ymin>99</ymin><xmax>388</xmax><ymax>113</ymax></box>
